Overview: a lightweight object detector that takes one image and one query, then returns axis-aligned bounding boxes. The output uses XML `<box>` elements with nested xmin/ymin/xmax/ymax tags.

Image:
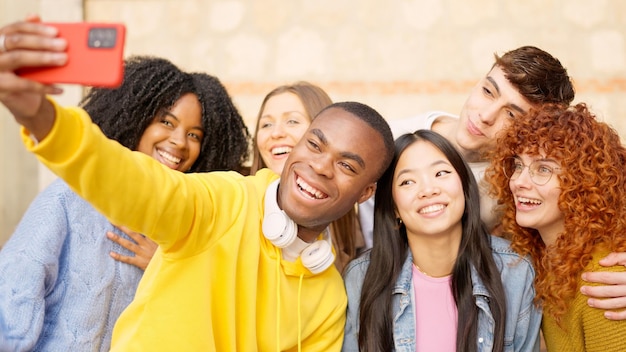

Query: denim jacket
<box><xmin>342</xmin><ymin>236</ymin><xmax>541</xmax><ymax>352</ymax></box>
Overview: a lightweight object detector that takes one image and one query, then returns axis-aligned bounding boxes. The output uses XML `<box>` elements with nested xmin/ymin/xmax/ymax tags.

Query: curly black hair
<box><xmin>79</xmin><ymin>55</ymin><xmax>250</xmax><ymax>173</ymax></box>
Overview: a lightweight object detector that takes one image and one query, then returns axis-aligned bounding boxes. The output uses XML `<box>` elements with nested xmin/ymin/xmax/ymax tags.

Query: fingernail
<box><xmin>43</xmin><ymin>86</ymin><xmax>64</xmax><ymax>95</ymax></box>
<box><xmin>47</xmin><ymin>52</ymin><xmax>67</xmax><ymax>64</ymax></box>
<box><xmin>50</xmin><ymin>38</ymin><xmax>67</xmax><ymax>49</ymax></box>
<box><xmin>45</xmin><ymin>28</ymin><xmax>58</xmax><ymax>36</ymax></box>
<box><xmin>106</xmin><ymin>232</ymin><xmax>114</xmax><ymax>239</ymax></box>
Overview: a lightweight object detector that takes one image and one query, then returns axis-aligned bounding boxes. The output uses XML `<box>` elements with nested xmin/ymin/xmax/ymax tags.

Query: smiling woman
<box><xmin>250</xmin><ymin>82</ymin><xmax>332</xmax><ymax>174</ymax></box>
<box><xmin>253</xmin><ymin>90</ymin><xmax>312</xmax><ymax>174</ymax></box>
<box><xmin>487</xmin><ymin>103</ymin><xmax>626</xmax><ymax>351</ymax></box>
<box><xmin>343</xmin><ymin>129</ymin><xmax>541</xmax><ymax>352</ymax></box>
<box><xmin>136</xmin><ymin>93</ymin><xmax>204</xmax><ymax>172</ymax></box>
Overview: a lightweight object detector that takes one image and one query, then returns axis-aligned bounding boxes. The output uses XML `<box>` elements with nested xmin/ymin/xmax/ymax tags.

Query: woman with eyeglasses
<box><xmin>486</xmin><ymin>103</ymin><xmax>626</xmax><ymax>351</ymax></box>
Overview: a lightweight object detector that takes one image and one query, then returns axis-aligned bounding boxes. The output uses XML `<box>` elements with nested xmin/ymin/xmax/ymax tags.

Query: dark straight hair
<box><xmin>358</xmin><ymin>129</ymin><xmax>506</xmax><ymax>352</ymax></box>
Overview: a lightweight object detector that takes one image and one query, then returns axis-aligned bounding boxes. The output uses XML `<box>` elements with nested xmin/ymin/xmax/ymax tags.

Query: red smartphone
<box><xmin>16</xmin><ymin>22</ymin><xmax>126</xmax><ymax>88</ymax></box>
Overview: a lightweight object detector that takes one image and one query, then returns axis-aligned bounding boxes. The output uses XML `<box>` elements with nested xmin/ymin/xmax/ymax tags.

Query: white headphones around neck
<box><xmin>262</xmin><ymin>179</ymin><xmax>335</xmax><ymax>274</ymax></box>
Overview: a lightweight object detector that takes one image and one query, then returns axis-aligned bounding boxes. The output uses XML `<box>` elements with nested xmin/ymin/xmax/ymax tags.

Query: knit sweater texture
<box><xmin>541</xmin><ymin>250</ymin><xmax>626</xmax><ymax>352</ymax></box>
<box><xmin>0</xmin><ymin>179</ymin><xmax>143</xmax><ymax>351</ymax></box>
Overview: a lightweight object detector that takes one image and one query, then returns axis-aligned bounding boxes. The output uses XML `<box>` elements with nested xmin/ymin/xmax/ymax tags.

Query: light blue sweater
<box><xmin>0</xmin><ymin>179</ymin><xmax>143</xmax><ymax>351</ymax></box>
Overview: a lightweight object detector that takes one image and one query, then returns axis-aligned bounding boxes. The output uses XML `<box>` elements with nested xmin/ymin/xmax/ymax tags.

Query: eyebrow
<box><xmin>163</xmin><ymin>110</ymin><xmax>204</xmax><ymax>132</ymax></box>
<box><xmin>537</xmin><ymin>158</ymin><xmax>560</xmax><ymax>165</ymax></box>
<box><xmin>261</xmin><ymin>111</ymin><xmax>308</xmax><ymax>120</ymax></box>
<box><xmin>310</xmin><ymin>128</ymin><xmax>366</xmax><ymax>169</ymax></box>
<box><xmin>486</xmin><ymin>76</ymin><xmax>526</xmax><ymax>115</ymax></box>
<box><xmin>515</xmin><ymin>155</ymin><xmax>560</xmax><ymax>165</ymax></box>
<box><xmin>396</xmin><ymin>159</ymin><xmax>450</xmax><ymax>178</ymax></box>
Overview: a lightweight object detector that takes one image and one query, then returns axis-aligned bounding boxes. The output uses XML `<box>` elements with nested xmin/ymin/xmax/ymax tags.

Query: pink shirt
<box><xmin>412</xmin><ymin>264</ymin><xmax>457</xmax><ymax>351</ymax></box>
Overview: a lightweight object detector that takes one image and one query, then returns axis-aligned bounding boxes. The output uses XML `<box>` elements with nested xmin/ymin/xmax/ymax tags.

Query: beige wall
<box><xmin>0</xmin><ymin>0</ymin><xmax>43</xmax><ymax>243</ymax></box>
<box><xmin>83</xmin><ymin>0</ymin><xmax>626</xmax><ymax>135</ymax></box>
<box><xmin>3</xmin><ymin>0</ymin><xmax>626</xmax><ymax>241</ymax></box>
<box><xmin>0</xmin><ymin>0</ymin><xmax>84</xmax><ymax>241</ymax></box>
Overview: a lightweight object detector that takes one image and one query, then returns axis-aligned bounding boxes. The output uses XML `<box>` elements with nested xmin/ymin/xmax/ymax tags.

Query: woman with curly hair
<box><xmin>102</xmin><ymin>56</ymin><xmax>251</xmax><ymax>269</ymax></box>
<box><xmin>486</xmin><ymin>103</ymin><xmax>626</xmax><ymax>351</ymax></box>
<box><xmin>0</xmin><ymin>56</ymin><xmax>250</xmax><ymax>351</ymax></box>
<box><xmin>250</xmin><ymin>81</ymin><xmax>364</xmax><ymax>272</ymax></box>
<box><xmin>343</xmin><ymin>130</ymin><xmax>541</xmax><ymax>352</ymax></box>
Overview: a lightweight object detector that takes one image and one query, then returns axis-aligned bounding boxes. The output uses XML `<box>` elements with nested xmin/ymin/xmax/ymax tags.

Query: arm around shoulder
<box><xmin>581</xmin><ymin>251</ymin><xmax>626</xmax><ymax>320</ymax></box>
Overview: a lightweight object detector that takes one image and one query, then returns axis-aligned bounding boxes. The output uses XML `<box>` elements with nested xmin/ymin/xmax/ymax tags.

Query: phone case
<box><xmin>16</xmin><ymin>22</ymin><xmax>126</xmax><ymax>88</ymax></box>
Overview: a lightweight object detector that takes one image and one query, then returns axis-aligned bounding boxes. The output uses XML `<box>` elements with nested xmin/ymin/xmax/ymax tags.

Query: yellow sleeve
<box><xmin>21</xmin><ymin>98</ymin><xmax>218</xmax><ymax>254</ymax></box>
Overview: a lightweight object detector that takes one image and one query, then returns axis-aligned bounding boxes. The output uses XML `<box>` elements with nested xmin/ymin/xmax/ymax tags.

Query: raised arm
<box><xmin>0</xmin><ymin>18</ymin><xmax>67</xmax><ymax>139</ymax></box>
<box><xmin>1</xmin><ymin>18</ymin><xmax>216</xmax><ymax>252</ymax></box>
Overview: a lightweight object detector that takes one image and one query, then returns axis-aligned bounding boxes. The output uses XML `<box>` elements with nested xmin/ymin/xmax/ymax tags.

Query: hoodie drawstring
<box><xmin>274</xmin><ymin>247</ymin><xmax>304</xmax><ymax>352</ymax></box>
<box><xmin>275</xmin><ymin>247</ymin><xmax>281</xmax><ymax>352</ymax></box>
<box><xmin>297</xmin><ymin>273</ymin><xmax>303</xmax><ymax>352</ymax></box>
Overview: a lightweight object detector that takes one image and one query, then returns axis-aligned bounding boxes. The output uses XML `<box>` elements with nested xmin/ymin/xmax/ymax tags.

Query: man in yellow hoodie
<box><xmin>0</xmin><ymin>21</ymin><xmax>395</xmax><ymax>351</ymax></box>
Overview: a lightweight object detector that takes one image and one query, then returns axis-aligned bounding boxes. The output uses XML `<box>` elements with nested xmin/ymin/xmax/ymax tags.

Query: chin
<box><xmin>515</xmin><ymin>217</ymin><xmax>535</xmax><ymax>229</ymax></box>
<box><xmin>456</xmin><ymin>136</ymin><xmax>476</xmax><ymax>152</ymax></box>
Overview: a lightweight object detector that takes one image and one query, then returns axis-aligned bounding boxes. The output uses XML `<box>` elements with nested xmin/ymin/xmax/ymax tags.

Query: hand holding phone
<box><xmin>16</xmin><ymin>22</ymin><xmax>126</xmax><ymax>88</ymax></box>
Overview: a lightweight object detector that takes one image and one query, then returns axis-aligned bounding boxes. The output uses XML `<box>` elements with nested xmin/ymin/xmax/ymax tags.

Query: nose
<box><xmin>511</xmin><ymin>166</ymin><xmax>532</xmax><ymax>188</ymax></box>
<box><xmin>417</xmin><ymin>177</ymin><xmax>440</xmax><ymax>198</ymax></box>
<box><xmin>169</xmin><ymin>128</ymin><xmax>188</xmax><ymax>150</ymax></box>
<box><xmin>478</xmin><ymin>103</ymin><xmax>500</xmax><ymax>126</ymax></box>
<box><xmin>309</xmin><ymin>153</ymin><xmax>334</xmax><ymax>178</ymax></box>
<box><xmin>270</xmin><ymin>122</ymin><xmax>287</xmax><ymax>138</ymax></box>
<box><xmin>418</xmin><ymin>186</ymin><xmax>440</xmax><ymax>198</ymax></box>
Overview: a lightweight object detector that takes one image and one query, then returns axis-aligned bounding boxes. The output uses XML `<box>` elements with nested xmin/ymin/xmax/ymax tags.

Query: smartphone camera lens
<box><xmin>88</xmin><ymin>27</ymin><xmax>118</xmax><ymax>49</ymax></box>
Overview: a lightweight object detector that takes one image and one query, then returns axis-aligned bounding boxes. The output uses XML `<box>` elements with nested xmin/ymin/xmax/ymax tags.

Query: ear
<box><xmin>356</xmin><ymin>182</ymin><xmax>377</xmax><ymax>204</ymax></box>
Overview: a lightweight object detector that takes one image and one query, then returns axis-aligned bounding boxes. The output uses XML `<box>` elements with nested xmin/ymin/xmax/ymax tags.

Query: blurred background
<box><xmin>2</xmin><ymin>0</ymin><xmax>626</xmax><ymax>241</ymax></box>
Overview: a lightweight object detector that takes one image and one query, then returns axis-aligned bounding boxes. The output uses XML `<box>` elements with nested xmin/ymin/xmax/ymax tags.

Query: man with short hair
<box><xmin>0</xmin><ymin>20</ymin><xmax>396</xmax><ymax>351</ymax></box>
<box><xmin>360</xmin><ymin>46</ymin><xmax>626</xmax><ymax>320</ymax></box>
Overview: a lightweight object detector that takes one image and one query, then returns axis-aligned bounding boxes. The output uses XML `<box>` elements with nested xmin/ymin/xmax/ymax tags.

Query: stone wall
<box><xmin>2</xmin><ymin>0</ymin><xmax>626</xmax><ymax>240</ymax></box>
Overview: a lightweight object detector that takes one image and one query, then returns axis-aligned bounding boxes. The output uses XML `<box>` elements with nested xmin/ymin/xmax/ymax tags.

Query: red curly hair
<box><xmin>486</xmin><ymin>103</ymin><xmax>626</xmax><ymax>321</ymax></box>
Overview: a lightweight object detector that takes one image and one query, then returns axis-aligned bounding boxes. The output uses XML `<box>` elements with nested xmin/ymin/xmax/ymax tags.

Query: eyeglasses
<box><xmin>502</xmin><ymin>157</ymin><xmax>561</xmax><ymax>186</ymax></box>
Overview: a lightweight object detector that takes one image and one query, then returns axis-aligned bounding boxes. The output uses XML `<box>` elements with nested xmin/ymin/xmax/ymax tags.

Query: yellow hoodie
<box><xmin>23</xmin><ymin>100</ymin><xmax>347</xmax><ymax>351</ymax></box>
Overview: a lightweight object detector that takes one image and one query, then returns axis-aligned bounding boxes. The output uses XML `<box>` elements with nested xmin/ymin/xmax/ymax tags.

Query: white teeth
<box><xmin>159</xmin><ymin>150</ymin><xmax>181</xmax><ymax>164</ymax></box>
<box><xmin>518</xmin><ymin>197</ymin><xmax>542</xmax><ymax>205</ymax></box>
<box><xmin>419</xmin><ymin>204</ymin><xmax>445</xmax><ymax>214</ymax></box>
<box><xmin>296</xmin><ymin>177</ymin><xmax>327</xmax><ymax>199</ymax></box>
<box><xmin>272</xmin><ymin>146</ymin><xmax>292</xmax><ymax>155</ymax></box>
